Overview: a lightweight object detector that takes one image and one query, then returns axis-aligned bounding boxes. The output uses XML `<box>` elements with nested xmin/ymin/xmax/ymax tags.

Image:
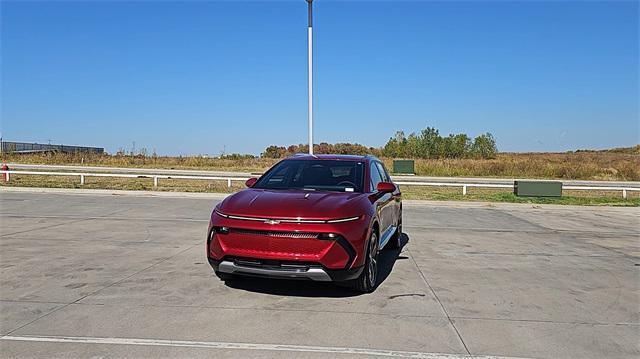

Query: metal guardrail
<box><xmin>394</xmin><ymin>181</ymin><xmax>639</xmax><ymax>199</ymax></box>
<box><xmin>1</xmin><ymin>170</ymin><xmax>639</xmax><ymax>199</ymax></box>
<box><xmin>0</xmin><ymin>170</ymin><xmax>247</xmax><ymax>189</ymax></box>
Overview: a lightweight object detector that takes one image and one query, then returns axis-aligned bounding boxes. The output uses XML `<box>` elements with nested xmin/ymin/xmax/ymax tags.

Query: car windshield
<box><xmin>254</xmin><ymin>159</ymin><xmax>365</xmax><ymax>192</ymax></box>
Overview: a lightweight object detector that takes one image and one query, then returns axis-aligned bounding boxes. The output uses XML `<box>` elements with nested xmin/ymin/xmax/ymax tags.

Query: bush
<box><xmin>220</xmin><ymin>153</ymin><xmax>256</xmax><ymax>160</ymax></box>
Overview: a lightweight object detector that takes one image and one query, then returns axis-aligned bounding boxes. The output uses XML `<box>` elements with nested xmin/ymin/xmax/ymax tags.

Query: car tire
<box><xmin>349</xmin><ymin>230</ymin><xmax>379</xmax><ymax>293</ymax></box>
<box><xmin>214</xmin><ymin>270</ymin><xmax>234</xmax><ymax>281</ymax></box>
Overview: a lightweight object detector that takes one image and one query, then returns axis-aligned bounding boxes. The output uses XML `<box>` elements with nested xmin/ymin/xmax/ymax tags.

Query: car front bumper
<box><xmin>208</xmin><ymin>215</ymin><xmax>370</xmax><ymax>265</ymax></box>
<box><xmin>208</xmin><ymin>257</ymin><xmax>363</xmax><ymax>282</ymax></box>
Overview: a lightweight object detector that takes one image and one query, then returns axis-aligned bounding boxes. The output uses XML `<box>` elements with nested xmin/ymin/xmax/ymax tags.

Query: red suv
<box><xmin>207</xmin><ymin>154</ymin><xmax>402</xmax><ymax>292</ymax></box>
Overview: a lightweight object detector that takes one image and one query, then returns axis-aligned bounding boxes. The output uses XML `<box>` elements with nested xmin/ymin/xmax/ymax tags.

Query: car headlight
<box><xmin>214</xmin><ymin>209</ymin><xmax>228</xmax><ymax>218</ymax></box>
<box><xmin>325</xmin><ymin>216</ymin><xmax>360</xmax><ymax>223</ymax></box>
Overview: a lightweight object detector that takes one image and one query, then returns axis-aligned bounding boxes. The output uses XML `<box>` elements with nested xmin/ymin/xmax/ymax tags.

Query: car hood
<box><xmin>217</xmin><ymin>188</ymin><xmax>367</xmax><ymax>220</ymax></box>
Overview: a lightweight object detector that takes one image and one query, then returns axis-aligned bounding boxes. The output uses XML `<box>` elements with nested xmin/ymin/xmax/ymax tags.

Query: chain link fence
<box><xmin>1</xmin><ymin>141</ymin><xmax>104</xmax><ymax>154</ymax></box>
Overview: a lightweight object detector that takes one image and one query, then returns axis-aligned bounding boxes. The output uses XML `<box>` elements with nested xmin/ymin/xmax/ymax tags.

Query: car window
<box><xmin>255</xmin><ymin>160</ymin><xmax>365</xmax><ymax>192</ymax></box>
<box><xmin>369</xmin><ymin>162</ymin><xmax>384</xmax><ymax>191</ymax></box>
<box><xmin>375</xmin><ymin>162</ymin><xmax>390</xmax><ymax>182</ymax></box>
<box><xmin>265</xmin><ymin>163</ymin><xmax>291</xmax><ymax>187</ymax></box>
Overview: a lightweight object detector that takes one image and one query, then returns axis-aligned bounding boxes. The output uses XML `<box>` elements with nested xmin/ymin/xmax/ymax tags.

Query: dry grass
<box><xmin>0</xmin><ymin>174</ymin><xmax>243</xmax><ymax>193</ymax></box>
<box><xmin>1</xmin><ymin>152</ymin><xmax>277</xmax><ymax>173</ymax></box>
<box><xmin>383</xmin><ymin>151</ymin><xmax>639</xmax><ymax>181</ymax></box>
<box><xmin>2</xmin><ymin>147</ymin><xmax>639</xmax><ymax>181</ymax></box>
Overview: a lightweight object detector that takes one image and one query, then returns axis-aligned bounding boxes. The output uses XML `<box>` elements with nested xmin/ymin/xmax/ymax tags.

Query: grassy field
<box><xmin>400</xmin><ymin>186</ymin><xmax>639</xmax><ymax>206</ymax></box>
<box><xmin>2</xmin><ymin>174</ymin><xmax>637</xmax><ymax>206</ymax></box>
<box><xmin>407</xmin><ymin>151</ymin><xmax>639</xmax><ymax>181</ymax></box>
<box><xmin>2</xmin><ymin>147</ymin><xmax>639</xmax><ymax>181</ymax></box>
<box><xmin>2</xmin><ymin>148</ymin><xmax>638</xmax><ymax>206</ymax></box>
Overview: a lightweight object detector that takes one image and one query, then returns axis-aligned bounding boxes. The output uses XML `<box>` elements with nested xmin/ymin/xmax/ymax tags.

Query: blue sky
<box><xmin>1</xmin><ymin>0</ymin><xmax>638</xmax><ymax>155</ymax></box>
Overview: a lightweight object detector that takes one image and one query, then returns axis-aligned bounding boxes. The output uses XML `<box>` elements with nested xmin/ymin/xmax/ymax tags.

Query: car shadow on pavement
<box><xmin>221</xmin><ymin>234</ymin><xmax>410</xmax><ymax>298</ymax></box>
<box><xmin>377</xmin><ymin>233</ymin><xmax>410</xmax><ymax>285</ymax></box>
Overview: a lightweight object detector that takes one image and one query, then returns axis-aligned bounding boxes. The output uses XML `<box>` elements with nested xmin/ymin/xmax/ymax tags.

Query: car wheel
<box><xmin>350</xmin><ymin>229</ymin><xmax>379</xmax><ymax>293</ymax></box>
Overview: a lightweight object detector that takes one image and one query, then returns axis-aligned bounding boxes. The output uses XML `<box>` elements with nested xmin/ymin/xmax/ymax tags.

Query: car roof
<box><xmin>285</xmin><ymin>154</ymin><xmax>378</xmax><ymax>162</ymax></box>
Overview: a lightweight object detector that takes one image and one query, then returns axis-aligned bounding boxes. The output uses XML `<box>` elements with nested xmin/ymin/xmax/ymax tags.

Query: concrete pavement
<box><xmin>0</xmin><ymin>189</ymin><xmax>638</xmax><ymax>358</ymax></box>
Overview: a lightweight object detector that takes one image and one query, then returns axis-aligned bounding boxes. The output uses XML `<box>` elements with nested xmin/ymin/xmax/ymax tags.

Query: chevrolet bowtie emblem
<box><xmin>264</xmin><ymin>219</ymin><xmax>280</xmax><ymax>225</ymax></box>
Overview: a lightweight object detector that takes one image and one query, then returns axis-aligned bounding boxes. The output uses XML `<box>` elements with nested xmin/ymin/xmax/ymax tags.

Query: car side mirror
<box><xmin>245</xmin><ymin>178</ymin><xmax>258</xmax><ymax>188</ymax></box>
<box><xmin>377</xmin><ymin>182</ymin><xmax>396</xmax><ymax>193</ymax></box>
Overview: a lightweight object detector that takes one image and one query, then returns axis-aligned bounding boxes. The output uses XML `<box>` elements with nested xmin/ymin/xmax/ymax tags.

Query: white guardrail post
<box><xmin>80</xmin><ymin>174</ymin><xmax>85</xmax><ymax>185</ymax></box>
<box><xmin>462</xmin><ymin>185</ymin><xmax>467</xmax><ymax>196</ymax></box>
<box><xmin>153</xmin><ymin>176</ymin><xmax>158</xmax><ymax>187</ymax></box>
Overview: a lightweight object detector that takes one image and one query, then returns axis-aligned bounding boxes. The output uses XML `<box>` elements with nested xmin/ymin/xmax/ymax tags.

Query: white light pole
<box><xmin>306</xmin><ymin>0</ymin><xmax>314</xmax><ymax>155</ymax></box>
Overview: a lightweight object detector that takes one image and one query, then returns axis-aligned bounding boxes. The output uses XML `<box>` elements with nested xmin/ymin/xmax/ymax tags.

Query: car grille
<box><xmin>230</xmin><ymin>228</ymin><xmax>319</xmax><ymax>239</ymax></box>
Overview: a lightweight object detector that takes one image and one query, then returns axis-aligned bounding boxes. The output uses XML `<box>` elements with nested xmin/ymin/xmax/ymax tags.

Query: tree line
<box><xmin>382</xmin><ymin>128</ymin><xmax>497</xmax><ymax>159</ymax></box>
<box><xmin>262</xmin><ymin>143</ymin><xmax>380</xmax><ymax>159</ymax></box>
<box><xmin>262</xmin><ymin>127</ymin><xmax>498</xmax><ymax>159</ymax></box>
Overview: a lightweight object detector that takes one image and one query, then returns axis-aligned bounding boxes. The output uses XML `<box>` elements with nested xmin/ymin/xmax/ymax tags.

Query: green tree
<box><xmin>419</xmin><ymin>127</ymin><xmax>440</xmax><ymax>158</ymax></box>
<box><xmin>444</xmin><ymin>134</ymin><xmax>471</xmax><ymax>158</ymax></box>
<box><xmin>471</xmin><ymin>133</ymin><xmax>498</xmax><ymax>159</ymax></box>
<box><xmin>383</xmin><ymin>127</ymin><xmax>495</xmax><ymax>159</ymax></box>
<box><xmin>383</xmin><ymin>131</ymin><xmax>407</xmax><ymax>157</ymax></box>
<box><xmin>403</xmin><ymin>133</ymin><xmax>419</xmax><ymax>158</ymax></box>
<box><xmin>382</xmin><ymin>138</ymin><xmax>399</xmax><ymax>157</ymax></box>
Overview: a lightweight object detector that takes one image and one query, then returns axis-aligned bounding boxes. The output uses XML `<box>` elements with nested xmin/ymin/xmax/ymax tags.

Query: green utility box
<box><xmin>393</xmin><ymin>160</ymin><xmax>415</xmax><ymax>175</ymax></box>
<box><xmin>514</xmin><ymin>181</ymin><xmax>563</xmax><ymax>197</ymax></box>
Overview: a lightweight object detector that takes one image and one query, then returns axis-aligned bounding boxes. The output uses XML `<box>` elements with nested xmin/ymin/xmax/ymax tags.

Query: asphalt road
<box><xmin>7</xmin><ymin>163</ymin><xmax>639</xmax><ymax>188</ymax></box>
<box><xmin>0</xmin><ymin>189</ymin><xmax>638</xmax><ymax>358</ymax></box>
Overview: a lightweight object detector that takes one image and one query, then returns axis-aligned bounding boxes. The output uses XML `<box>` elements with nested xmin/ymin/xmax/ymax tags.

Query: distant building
<box><xmin>0</xmin><ymin>141</ymin><xmax>104</xmax><ymax>154</ymax></box>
